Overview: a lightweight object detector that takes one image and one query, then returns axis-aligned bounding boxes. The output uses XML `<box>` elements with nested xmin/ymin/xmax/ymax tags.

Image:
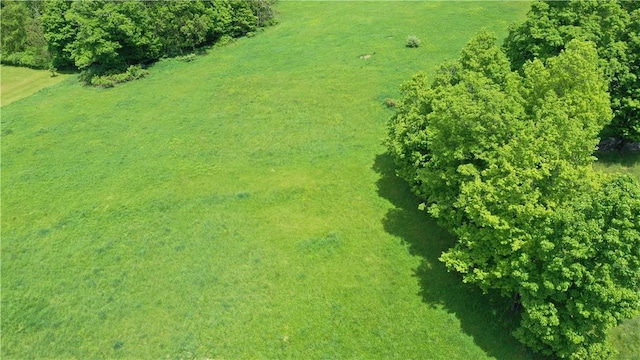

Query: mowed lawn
<box><xmin>1</xmin><ymin>65</ymin><xmax>71</xmax><ymax>107</ymax></box>
<box><xmin>2</xmin><ymin>2</ymin><xmax>576</xmax><ymax>359</ymax></box>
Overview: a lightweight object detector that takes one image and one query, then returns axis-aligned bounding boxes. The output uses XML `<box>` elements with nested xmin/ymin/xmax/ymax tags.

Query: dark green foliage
<box><xmin>515</xmin><ymin>174</ymin><xmax>640</xmax><ymax>359</ymax></box>
<box><xmin>247</xmin><ymin>0</ymin><xmax>278</xmax><ymax>28</ymax></box>
<box><xmin>81</xmin><ymin>65</ymin><xmax>149</xmax><ymax>88</ymax></box>
<box><xmin>147</xmin><ymin>0</ymin><xmax>257</xmax><ymax>56</ymax></box>
<box><xmin>503</xmin><ymin>0</ymin><xmax>640</xmax><ymax>142</ymax></box>
<box><xmin>384</xmin><ymin>71</ymin><xmax>432</xmax><ymax>194</ymax></box>
<box><xmin>40</xmin><ymin>0</ymin><xmax>75</xmax><ymax>69</ymax></box>
<box><xmin>1</xmin><ymin>0</ymin><xmax>276</xmax><ymax>77</ymax></box>
<box><xmin>1</xmin><ymin>1</ymin><xmax>30</xmax><ymax>55</ymax></box>
<box><xmin>387</xmin><ymin>31</ymin><xmax>640</xmax><ymax>359</ymax></box>
<box><xmin>0</xmin><ymin>0</ymin><xmax>51</xmax><ymax>69</ymax></box>
<box><xmin>42</xmin><ymin>0</ymin><xmax>245</xmax><ymax>70</ymax></box>
<box><xmin>62</xmin><ymin>0</ymin><xmax>159</xmax><ymax>71</ymax></box>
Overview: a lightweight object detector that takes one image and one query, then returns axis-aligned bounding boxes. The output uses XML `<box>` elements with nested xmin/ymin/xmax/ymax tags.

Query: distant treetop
<box><xmin>503</xmin><ymin>0</ymin><xmax>640</xmax><ymax>142</ymax></box>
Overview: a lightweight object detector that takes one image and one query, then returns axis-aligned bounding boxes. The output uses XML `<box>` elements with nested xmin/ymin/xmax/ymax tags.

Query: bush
<box><xmin>82</xmin><ymin>65</ymin><xmax>150</xmax><ymax>88</ymax></box>
<box><xmin>176</xmin><ymin>53</ymin><xmax>196</xmax><ymax>62</ymax></box>
<box><xmin>246</xmin><ymin>0</ymin><xmax>278</xmax><ymax>27</ymax></box>
<box><xmin>406</xmin><ymin>35</ymin><xmax>421</xmax><ymax>48</ymax></box>
<box><xmin>0</xmin><ymin>51</ymin><xmax>51</xmax><ymax>69</ymax></box>
<box><xmin>216</xmin><ymin>35</ymin><xmax>235</xmax><ymax>47</ymax></box>
<box><xmin>384</xmin><ymin>98</ymin><xmax>396</xmax><ymax>108</ymax></box>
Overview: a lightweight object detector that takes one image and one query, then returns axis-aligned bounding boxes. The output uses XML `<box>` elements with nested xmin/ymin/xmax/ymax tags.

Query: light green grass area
<box><xmin>610</xmin><ymin>316</ymin><xmax>640</xmax><ymax>360</ymax></box>
<box><xmin>0</xmin><ymin>65</ymin><xmax>71</xmax><ymax>107</ymax></box>
<box><xmin>0</xmin><ymin>2</ymin><xmax>576</xmax><ymax>359</ymax></box>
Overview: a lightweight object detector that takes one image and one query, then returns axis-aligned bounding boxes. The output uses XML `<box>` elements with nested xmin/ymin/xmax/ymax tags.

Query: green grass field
<box><xmin>1</xmin><ymin>1</ymin><xmax>637</xmax><ymax>359</ymax></box>
<box><xmin>1</xmin><ymin>65</ymin><xmax>71</xmax><ymax>107</ymax></box>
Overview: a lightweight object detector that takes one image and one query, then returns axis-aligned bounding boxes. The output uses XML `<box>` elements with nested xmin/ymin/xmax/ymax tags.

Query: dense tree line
<box><xmin>387</xmin><ymin>31</ymin><xmax>640</xmax><ymax>359</ymax></box>
<box><xmin>0</xmin><ymin>1</ymin><xmax>49</xmax><ymax>68</ymax></box>
<box><xmin>1</xmin><ymin>0</ymin><xmax>276</xmax><ymax>73</ymax></box>
<box><xmin>503</xmin><ymin>0</ymin><xmax>640</xmax><ymax>142</ymax></box>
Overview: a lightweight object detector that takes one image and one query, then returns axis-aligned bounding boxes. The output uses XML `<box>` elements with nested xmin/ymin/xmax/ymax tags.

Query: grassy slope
<box><xmin>2</xmin><ymin>2</ymin><xmax>551</xmax><ymax>359</ymax></box>
<box><xmin>0</xmin><ymin>65</ymin><xmax>71</xmax><ymax>107</ymax></box>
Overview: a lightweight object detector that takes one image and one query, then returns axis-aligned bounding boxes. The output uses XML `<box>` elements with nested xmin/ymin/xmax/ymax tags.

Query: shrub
<box><xmin>216</xmin><ymin>35</ymin><xmax>235</xmax><ymax>47</ymax></box>
<box><xmin>0</xmin><ymin>51</ymin><xmax>51</xmax><ymax>69</ymax></box>
<box><xmin>82</xmin><ymin>65</ymin><xmax>150</xmax><ymax>88</ymax></box>
<box><xmin>176</xmin><ymin>53</ymin><xmax>196</xmax><ymax>62</ymax></box>
<box><xmin>384</xmin><ymin>98</ymin><xmax>396</xmax><ymax>108</ymax></box>
<box><xmin>406</xmin><ymin>35</ymin><xmax>421</xmax><ymax>48</ymax></box>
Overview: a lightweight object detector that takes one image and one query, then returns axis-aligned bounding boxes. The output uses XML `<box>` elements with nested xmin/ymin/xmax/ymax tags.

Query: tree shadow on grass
<box><xmin>595</xmin><ymin>150</ymin><xmax>640</xmax><ymax>167</ymax></box>
<box><xmin>373</xmin><ymin>153</ymin><xmax>544</xmax><ymax>360</ymax></box>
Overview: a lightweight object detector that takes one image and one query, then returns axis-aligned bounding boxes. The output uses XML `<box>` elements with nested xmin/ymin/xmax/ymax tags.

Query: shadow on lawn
<box><xmin>595</xmin><ymin>150</ymin><xmax>640</xmax><ymax>167</ymax></box>
<box><xmin>373</xmin><ymin>153</ymin><xmax>542</xmax><ymax>360</ymax></box>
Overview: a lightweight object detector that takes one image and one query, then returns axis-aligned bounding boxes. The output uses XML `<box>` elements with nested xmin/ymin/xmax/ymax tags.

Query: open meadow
<box><xmin>1</xmin><ymin>1</ymin><xmax>637</xmax><ymax>359</ymax></box>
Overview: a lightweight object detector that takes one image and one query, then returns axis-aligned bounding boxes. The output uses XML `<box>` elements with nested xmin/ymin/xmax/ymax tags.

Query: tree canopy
<box><xmin>0</xmin><ymin>1</ymin><xmax>50</xmax><ymax>68</ymax></box>
<box><xmin>1</xmin><ymin>0</ymin><xmax>277</xmax><ymax>74</ymax></box>
<box><xmin>503</xmin><ymin>0</ymin><xmax>640</xmax><ymax>142</ymax></box>
<box><xmin>387</xmin><ymin>31</ymin><xmax>640</xmax><ymax>359</ymax></box>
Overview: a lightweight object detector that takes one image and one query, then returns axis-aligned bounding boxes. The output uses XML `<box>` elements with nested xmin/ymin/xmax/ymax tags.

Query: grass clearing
<box><xmin>5</xmin><ymin>1</ymin><xmax>634</xmax><ymax>359</ymax></box>
<box><xmin>595</xmin><ymin>151</ymin><xmax>640</xmax><ymax>181</ymax></box>
<box><xmin>610</xmin><ymin>316</ymin><xmax>640</xmax><ymax>360</ymax></box>
<box><xmin>0</xmin><ymin>65</ymin><xmax>72</xmax><ymax>107</ymax></box>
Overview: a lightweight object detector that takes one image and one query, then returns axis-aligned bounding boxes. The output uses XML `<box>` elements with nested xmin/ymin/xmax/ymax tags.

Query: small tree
<box><xmin>406</xmin><ymin>35</ymin><xmax>421</xmax><ymax>48</ymax></box>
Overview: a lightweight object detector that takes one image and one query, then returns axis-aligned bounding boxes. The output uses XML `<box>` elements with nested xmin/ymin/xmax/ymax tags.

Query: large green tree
<box><xmin>515</xmin><ymin>174</ymin><xmax>640</xmax><ymax>359</ymax></box>
<box><xmin>503</xmin><ymin>0</ymin><xmax>640</xmax><ymax>142</ymax></box>
<box><xmin>0</xmin><ymin>0</ymin><xmax>50</xmax><ymax>68</ymax></box>
<box><xmin>60</xmin><ymin>0</ymin><xmax>158</xmax><ymax>71</ymax></box>
<box><xmin>387</xmin><ymin>32</ymin><xmax>640</xmax><ymax>359</ymax></box>
<box><xmin>40</xmin><ymin>0</ymin><xmax>75</xmax><ymax>69</ymax></box>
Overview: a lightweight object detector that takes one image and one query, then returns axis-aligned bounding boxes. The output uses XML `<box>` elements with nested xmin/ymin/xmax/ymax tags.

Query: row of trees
<box><xmin>0</xmin><ymin>0</ymin><xmax>276</xmax><ymax>73</ymax></box>
<box><xmin>386</xmin><ymin>30</ymin><xmax>640</xmax><ymax>359</ymax></box>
